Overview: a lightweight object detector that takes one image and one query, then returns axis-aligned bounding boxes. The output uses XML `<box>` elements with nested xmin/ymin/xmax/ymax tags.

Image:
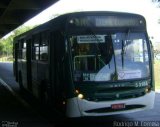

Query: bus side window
<box><xmin>40</xmin><ymin>32</ymin><xmax>49</xmax><ymax>61</ymax></box>
<box><xmin>32</xmin><ymin>34</ymin><xmax>40</xmax><ymax>60</ymax></box>
<box><xmin>18</xmin><ymin>40</ymin><xmax>23</xmax><ymax>59</ymax></box>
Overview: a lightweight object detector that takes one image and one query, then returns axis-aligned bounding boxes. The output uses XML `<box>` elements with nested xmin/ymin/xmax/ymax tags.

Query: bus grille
<box><xmin>86</xmin><ymin>88</ymin><xmax>146</xmax><ymax>101</ymax></box>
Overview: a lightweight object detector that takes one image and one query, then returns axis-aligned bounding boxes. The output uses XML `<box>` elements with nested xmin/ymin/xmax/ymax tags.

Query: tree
<box><xmin>0</xmin><ymin>25</ymin><xmax>36</xmax><ymax>60</ymax></box>
<box><xmin>0</xmin><ymin>35</ymin><xmax>14</xmax><ymax>57</ymax></box>
<box><xmin>0</xmin><ymin>40</ymin><xmax>4</xmax><ymax>56</ymax></box>
<box><xmin>13</xmin><ymin>25</ymin><xmax>37</xmax><ymax>37</ymax></box>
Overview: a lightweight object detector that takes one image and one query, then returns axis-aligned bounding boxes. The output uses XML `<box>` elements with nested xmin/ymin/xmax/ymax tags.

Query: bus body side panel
<box><xmin>21</xmin><ymin>59</ymin><xmax>27</xmax><ymax>89</ymax></box>
<box><xmin>37</xmin><ymin>61</ymin><xmax>49</xmax><ymax>100</ymax></box>
<box><xmin>31</xmin><ymin>60</ymin><xmax>39</xmax><ymax>98</ymax></box>
<box><xmin>13</xmin><ymin>42</ymin><xmax>18</xmax><ymax>81</ymax></box>
<box><xmin>17</xmin><ymin>58</ymin><xmax>22</xmax><ymax>82</ymax></box>
<box><xmin>49</xmin><ymin>31</ymin><xmax>56</xmax><ymax>106</ymax></box>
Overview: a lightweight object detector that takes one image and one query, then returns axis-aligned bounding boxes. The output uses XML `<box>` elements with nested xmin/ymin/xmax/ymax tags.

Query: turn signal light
<box><xmin>75</xmin><ymin>90</ymin><xmax>79</xmax><ymax>94</ymax></box>
<box><xmin>145</xmin><ymin>86</ymin><xmax>151</xmax><ymax>93</ymax></box>
<box><xmin>145</xmin><ymin>88</ymin><xmax>149</xmax><ymax>93</ymax></box>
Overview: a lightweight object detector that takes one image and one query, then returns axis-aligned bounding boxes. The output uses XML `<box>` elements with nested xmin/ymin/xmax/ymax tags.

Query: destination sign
<box><xmin>77</xmin><ymin>35</ymin><xmax>105</xmax><ymax>43</ymax></box>
<box><xmin>69</xmin><ymin>15</ymin><xmax>145</xmax><ymax>28</ymax></box>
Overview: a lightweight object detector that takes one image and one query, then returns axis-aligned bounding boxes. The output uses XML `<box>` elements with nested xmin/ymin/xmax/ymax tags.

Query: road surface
<box><xmin>0</xmin><ymin>62</ymin><xmax>159</xmax><ymax>127</ymax></box>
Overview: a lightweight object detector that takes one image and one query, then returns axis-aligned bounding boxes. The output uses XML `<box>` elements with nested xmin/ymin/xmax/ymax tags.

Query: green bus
<box><xmin>13</xmin><ymin>11</ymin><xmax>155</xmax><ymax>117</ymax></box>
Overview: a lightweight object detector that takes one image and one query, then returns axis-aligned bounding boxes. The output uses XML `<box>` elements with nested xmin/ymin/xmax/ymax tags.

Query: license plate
<box><xmin>111</xmin><ymin>103</ymin><xmax>125</xmax><ymax>110</ymax></box>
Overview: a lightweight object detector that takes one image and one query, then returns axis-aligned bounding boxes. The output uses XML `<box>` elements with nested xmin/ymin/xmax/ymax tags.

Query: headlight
<box><xmin>78</xmin><ymin>94</ymin><xmax>84</xmax><ymax>99</ymax></box>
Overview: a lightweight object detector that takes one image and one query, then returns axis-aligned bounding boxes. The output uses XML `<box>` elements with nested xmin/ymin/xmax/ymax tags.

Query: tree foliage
<box><xmin>0</xmin><ymin>25</ymin><xmax>36</xmax><ymax>58</ymax></box>
<box><xmin>13</xmin><ymin>25</ymin><xmax>37</xmax><ymax>37</ymax></box>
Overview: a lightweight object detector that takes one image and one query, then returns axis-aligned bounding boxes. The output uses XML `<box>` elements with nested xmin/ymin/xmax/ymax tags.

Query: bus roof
<box><xmin>14</xmin><ymin>11</ymin><xmax>146</xmax><ymax>41</ymax></box>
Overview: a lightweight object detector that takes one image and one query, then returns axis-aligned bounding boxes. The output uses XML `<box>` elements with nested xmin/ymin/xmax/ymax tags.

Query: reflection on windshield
<box><xmin>69</xmin><ymin>32</ymin><xmax>150</xmax><ymax>82</ymax></box>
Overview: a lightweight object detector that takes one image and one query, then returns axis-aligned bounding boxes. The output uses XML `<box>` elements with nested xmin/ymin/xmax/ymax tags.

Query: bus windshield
<box><xmin>69</xmin><ymin>32</ymin><xmax>150</xmax><ymax>82</ymax></box>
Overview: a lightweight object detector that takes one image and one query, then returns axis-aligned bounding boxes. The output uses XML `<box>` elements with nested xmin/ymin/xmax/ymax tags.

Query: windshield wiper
<box><xmin>121</xmin><ymin>29</ymin><xmax>130</xmax><ymax>68</ymax></box>
<box><xmin>121</xmin><ymin>40</ymin><xmax>125</xmax><ymax>68</ymax></box>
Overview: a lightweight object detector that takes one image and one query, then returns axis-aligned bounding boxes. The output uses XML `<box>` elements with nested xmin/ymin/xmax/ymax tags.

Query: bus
<box><xmin>13</xmin><ymin>11</ymin><xmax>155</xmax><ymax>117</ymax></box>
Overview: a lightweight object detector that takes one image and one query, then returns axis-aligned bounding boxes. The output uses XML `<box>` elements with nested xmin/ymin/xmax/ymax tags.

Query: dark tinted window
<box><xmin>32</xmin><ymin>34</ymin><xmax>40</xmax><ymax>60</ymax></box>
<box><xmin>40</xmin><ymin>32</ymin><xmax>49</xmax><ymax>61</ymax></box>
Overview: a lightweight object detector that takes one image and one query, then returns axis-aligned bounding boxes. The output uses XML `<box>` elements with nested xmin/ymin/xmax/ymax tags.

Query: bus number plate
<box><xmin>111</xmin><ymin>103</ymin><xmax>125</xmax><ymax>110</ymax></box>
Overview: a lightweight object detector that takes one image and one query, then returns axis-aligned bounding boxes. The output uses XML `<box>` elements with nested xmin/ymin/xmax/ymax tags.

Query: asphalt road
<box><xmin>0</xmin><ymin>62</ymin><xmax>159</xmax><ymax>127</ymax></box>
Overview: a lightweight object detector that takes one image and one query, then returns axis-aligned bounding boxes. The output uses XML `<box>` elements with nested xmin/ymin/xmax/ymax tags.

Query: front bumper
<box><xmin>66</xmin><ymin>91</ymin><xmax>155</xmax><ymax>117</ymax></box>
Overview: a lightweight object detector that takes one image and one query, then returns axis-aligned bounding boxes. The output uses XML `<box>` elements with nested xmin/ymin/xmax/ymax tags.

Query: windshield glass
<box><xmin>69</xmin><ymin>32</ymin><xmax>150</xmax><ymax>82</ymax></box>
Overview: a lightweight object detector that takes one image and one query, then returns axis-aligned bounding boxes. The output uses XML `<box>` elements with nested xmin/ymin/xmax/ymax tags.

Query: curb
<box><xmin>0</xmin><ymin>78</ymin><xmax>31</xmax><ymax>108</ymax></box>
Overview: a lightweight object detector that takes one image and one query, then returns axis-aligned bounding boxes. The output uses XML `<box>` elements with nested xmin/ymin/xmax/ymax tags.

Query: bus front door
<box><xmin>26</xmin><ymin>38</ymin><xmax>32</xmax><ymax>91</ymax></box>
